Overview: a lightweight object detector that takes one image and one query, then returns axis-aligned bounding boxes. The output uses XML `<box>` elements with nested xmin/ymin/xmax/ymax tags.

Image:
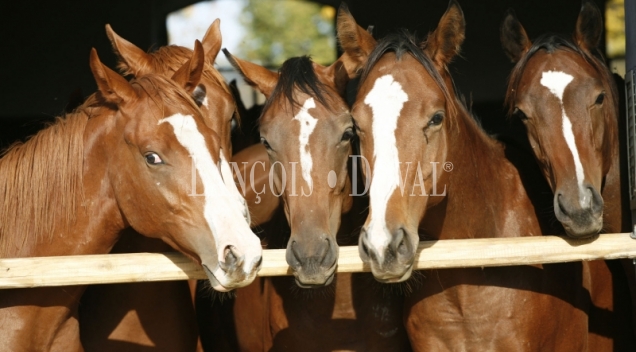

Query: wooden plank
<box><xmin>0</xmin><ymin>233</ymin><xmax>635</xmax><ymax>288</ymax></box>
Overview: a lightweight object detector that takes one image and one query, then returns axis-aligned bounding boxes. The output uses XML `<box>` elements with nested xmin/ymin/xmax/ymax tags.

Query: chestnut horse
<box><xmin>339</xmin><ymin>1</ymin><xmax>629</xmax><ymax>350</ymax></box>
<box><xmin>198</xmin><ymin>12</ymin><xmax>410</xmax><ymax>350</ymax></box>
<box><xmin>501</xmin><ymin>1</ymin><xmax>636</xmax><ymax>347</ymax></box>
<box><xmin>0</xmin><ymin>44</ymin><xmax>262</xmax><ymax>351</ymax></box>
<box><xmin>79</xmin><ymin>21</ymin><xmax>248</xmax><ymax>352</ymax></box>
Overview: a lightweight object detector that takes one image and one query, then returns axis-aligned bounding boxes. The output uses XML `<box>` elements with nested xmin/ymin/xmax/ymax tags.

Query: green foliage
<box><xmin>238</xmin><ymin>0</ymin><xmax>336</xmax><ymax>67</ymax></box>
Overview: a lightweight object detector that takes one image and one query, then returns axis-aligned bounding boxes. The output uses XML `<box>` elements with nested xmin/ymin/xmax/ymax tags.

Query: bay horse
<box><xmin>339</xmin><ymin>1</ymin><xmax>629</xmax><ymax>350</ymax></box>
<box><xmin>501</xmin><ymin>0</ymin><xmax>636</xmax><ymax>346</ymax></box>
<box><xmin>79</xmin><ymin>21</ymin><xmax>248</xmax><ymax>352</ymax></box>
<box><xmin>501</xmin><ymin>0</ymin><xmax>625</xmax><ymax>239</ymax></box>
<box><xmin>198</xmin><ymin>10</ymin><xmax>410</xmax><ymax>350</ymax></box>
<box><xmin>0</xmin><ymin>43</ymin><xmax>262</xmax><ymax>351</ymax></box>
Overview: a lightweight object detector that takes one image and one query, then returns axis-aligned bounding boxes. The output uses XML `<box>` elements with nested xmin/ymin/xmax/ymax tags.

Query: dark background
<box><xmin>0</xmin><ymin>0</ymin><xmax>609</xmax><ymax>147</ymax></box>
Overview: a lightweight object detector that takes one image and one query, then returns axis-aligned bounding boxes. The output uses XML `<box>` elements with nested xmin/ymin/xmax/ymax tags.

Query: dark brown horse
<box><xmin>0</xmin><ymin>44</ymin><xmax>261</xmax><ymax>351</ymax></box>
<box><xmin>79</xmin><ymin>21</ymin><xmax>245</xmax><ymax>352</ymax></box>
<box><xmin>339</xmin><ymin>1</ymin><xmax>631</xmax><ymax>350</ymax></box>
<box><xmin>501</xmin><ymin>0</ymin><xmax>636</xmax><ymax>347</ymax></box>
<box><xmin>198</xmin><ymin>9</ymin><xmax>411</xmax><ymax>350</ymax></box>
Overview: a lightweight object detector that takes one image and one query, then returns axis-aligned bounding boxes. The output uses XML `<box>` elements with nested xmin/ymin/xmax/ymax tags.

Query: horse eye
<box><xmin>513</xmin><ymin>107</ymin><xmax>528</xmax><ymax>120</ymax></box>
<box><xmin>145</xmin><ymin>152</ymin><xmax>164</xmax><ymax>165</ymax></box>
<box><xmin>260</xmin><ymin>137</ymin><xmax>272</xmax><ymax>150</ymax></box>
<box><xmin>595</xmin><ymin>93</ymin><xmax>605</xmax><ymax>105</ymax></box>
<box><xmin>428</xmin><ymin>113</ymin><xmax>444</xmax><ymax>126</ymax></box>
<box><xmin>341</xmin><ymin>128</ymin><xmax>355</xmax><ymax>142</ymax></box>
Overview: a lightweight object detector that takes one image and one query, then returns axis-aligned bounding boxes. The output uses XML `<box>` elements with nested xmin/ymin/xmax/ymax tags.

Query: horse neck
<box><xmin>3</xmin><ymin>108</ymin><xmax>125</xmax><ymax>257</ymax></box>
<box><xmin>424</xmin><ymin>103</ymin><xmax>541</xmax><ymax>240</ymax></box>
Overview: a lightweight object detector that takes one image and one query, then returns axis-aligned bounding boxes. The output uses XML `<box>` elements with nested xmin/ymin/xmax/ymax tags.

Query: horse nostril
<box><xmin>254</xmin><ymin>255</ymin><xmax>263</xmax><ymax>269</ymax></box>
<box><xmin>587</xmin><ymin>186</ymin><xmax>603</xmax><ymax>213</ymax></box>
<box><xmin>291</xmin><ymin>241</ymin><xmax>302</xmax><ymax>262</ymax></box>
<box><xmin>223</xmin><ymin>245</ymin><xmax>238</xmax><ymax>269</ymax></box>
<box><xmin>321</xmin><ymin>238</ymin><xmax>335</xmax><ymax>265</ymax></box>
<box><xmin>362</xmin><ymin>241</ymin><xmax>370</xmax><ymax>257</ymax></box>
<box><xmin>397</xmin><ymin>237</ymin><xmax>407</xmax><ymax>255</ymax></box>
<box><xmin>557</xmin><ymin>194</ymin><xmax>568</xmax><ymax>216</ymax></box>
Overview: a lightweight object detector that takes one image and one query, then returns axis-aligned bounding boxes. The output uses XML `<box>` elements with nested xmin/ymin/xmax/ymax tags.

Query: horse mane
<box><xmin>359</xmin><ymin>30</ymin><xmax>457</xmax><ymax>118</ymax></box>
<box><xmin>0</xmin><ymin>106</ymin><xmax>89</xmax><ymax>256</ymax></box>
<box><xmin>263</xmin><ymin>56</ymin><xmax>335</xmax><ymax>116</ymax></box>
<box><xmin>118</xmin><ymin>45</ymin><xmax>240</xmax><ymax>126</ymax></box>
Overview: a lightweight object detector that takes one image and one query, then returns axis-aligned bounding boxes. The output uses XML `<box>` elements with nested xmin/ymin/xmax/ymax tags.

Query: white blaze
<box><xmin>219</xmin><ymin>151</ymin><xmax>250</xmax><ymax>223</ymax></box>
<box><xmin>158</xmin><ymin>113</ymin><xmax>261</xmax><ymax>279</ymax></box>
<box><xmin>540</xmin><ymin>71</ymin><xmax>588</xmax><ymax>207</ymax></box>
<box><xmin>293</xmin><ymin>98</ymin><xmax>318</xmax><ymax>190</ymax></box>
<box><xmin>364</xmin><ymin>75</ymin><xmax>409</xmax><ymax>254</ymax></box>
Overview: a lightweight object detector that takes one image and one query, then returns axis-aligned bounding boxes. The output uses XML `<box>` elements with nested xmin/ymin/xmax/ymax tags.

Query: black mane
<box><xmin>264</xmin><ymin>56</ymin><xmax>332</xmax><ymax>113</ymax></box>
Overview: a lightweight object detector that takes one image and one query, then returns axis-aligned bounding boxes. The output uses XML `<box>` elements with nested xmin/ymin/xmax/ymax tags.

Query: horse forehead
<box><xmin>158</xmin><ymin>112</ymin><xmax>219</xmax><ymax>156</ymax></box>
<box><xmin>524</xmin><ymin>51</ymin><xmax>596</xmax><ymax>89</ymax></box>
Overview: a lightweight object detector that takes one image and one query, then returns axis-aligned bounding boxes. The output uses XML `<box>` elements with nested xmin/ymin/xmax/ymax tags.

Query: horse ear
<box><xmin>314</xmin><ymin>60</ymin><xmax>349</xmax><ymax>97</ymax></box>
<box><xmin>500</xmin><ymin>9</ymin><xmax>532</xmax><ymax>63</ymax></box>
<box><xmin>89</xmin><ymin>48</ymin><xmax>136</xmax><ymax>104</ymax></box>
<box><xmin>336</xmin><ymin>3</ymin><xmax>377</xmax><ymax>79</ymax></box>
<box><xmin>172</xmin><ymin>40</ymin><xmax>206</xmax><ymax>105</ymax></box>
<box><xmin>574</xmin><ymin>0</ymin><xmax>603</xmax><ymax>52</ymax></box>
<box><xmin>424</xmin><ymin>0</ymin><xmax>465</xmax><ymax>68</ymax></box>
<box><xmin>105</xmin><ymin>24</ymin><xmax>152</xmax><ymax>76</ymax></box>
<box><xmin>223</xmin><ymin>48</ymin><xmax>278</xmax><ymax>98</ymax></box>
<box><xmin>201</xmin><ymin>19</ymin><xmax>222</xmax><ymax>64</ymax></box>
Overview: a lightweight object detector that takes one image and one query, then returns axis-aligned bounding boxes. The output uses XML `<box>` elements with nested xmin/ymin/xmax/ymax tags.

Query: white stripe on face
<box><xmin>540</xmin><ymin>70</ymin><xmax>588</xmax><ymax>207</ymax></box>
<box><xmin>364</xmin><ymin>75</ymin><xmax>409</xmax><ymax>253</ymax></box>
<box><xmin>293</xmin><ymin>98</ymin><xmax>318</xmax><ymax>190</ymax></box>
<box><xmin>219</xmin><ymin>151</ymin><xmax>250</xmax><ymax>223</ymax></box>
<box><xmin>159</xmin><ymin>114</ymin><xmax>261</xmax><ymax>273</ymax></box>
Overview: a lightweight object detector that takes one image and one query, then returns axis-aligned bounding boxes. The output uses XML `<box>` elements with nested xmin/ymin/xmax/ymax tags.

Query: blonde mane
<box><xmin>0</xmin><ymin>107</ymin><xmax>88</xmax><ymax>256</ymax></box>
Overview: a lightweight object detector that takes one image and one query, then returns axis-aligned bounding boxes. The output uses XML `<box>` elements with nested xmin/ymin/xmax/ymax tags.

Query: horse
<box><xmin>339</xmin><ymin>1</ymin><xmax>620</xmax><ymax>350</ymax></box>
<box><xmin>196</xmin><ymin>9</ymin><xmax>411</xmax><ymax>350</ymax></box>
<box><xmin>78</xmin><ymin>20</ymin><xmax>249</xmax><ymax>352</ymax></box>
<box><xmin>0</xmin><ymin>43</ymin><xmax>262</xmax><ymax>351</ymax></box>
<box><xmin>501</xmin><ymin>0</ymin><xmax>636</xmax><ymax>347</ymax></box>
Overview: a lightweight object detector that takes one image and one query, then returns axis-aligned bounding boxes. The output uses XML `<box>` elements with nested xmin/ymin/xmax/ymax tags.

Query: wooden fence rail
<box><xmin>1</xmin><ymin>233</ymin><xmax>636</xmax><ymax>289</ymax></box>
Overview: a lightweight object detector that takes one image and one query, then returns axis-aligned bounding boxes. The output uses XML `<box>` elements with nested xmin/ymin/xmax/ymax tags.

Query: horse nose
<box><xmin>286</xmin><ymin>236</ymin><xmax>337</xmax><ymax>286</ymax></box>
<box><xmin>359</xmin><ymin>226</ymin><xmax>414</xmax><ymax>282</ymax></box>
<box><xmin>554</xmin><ymin>184</ymin><xmax>603</xmax><ymax>238</ymax></box>
<box><xmin>359</xmin><ymin>227</ymin><xmax>408</xmax><ymax>264</ymax></box>
<box><xmin>288</xmin><ymin>238</ymin><xmax>331</xmax><ymax>267</ymax></box>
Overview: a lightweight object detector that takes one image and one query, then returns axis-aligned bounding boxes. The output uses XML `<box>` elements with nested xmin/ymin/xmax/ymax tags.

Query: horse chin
<box><xmin>562</xmin><ymin>224</ymin><xmax>602</xmax><ymax>240</ymax></box>
<box><xmin>371</xmin><ymin>264</ymin><xmax>413</xmax><ymax>284</ymax></box>
<box><xmin>202</xmin><ymin>264</ymin><xmax>236</xmax><ymax>293</ymax></box>
<box><xmin>294</xmin><ymin>270</ymin><xmax>336</xmax><ymax>288</ymax></box>
<box><xmin>559</xmin><ymin>215</ymin><xmax>603</xmax><ymax>239</ymax></box>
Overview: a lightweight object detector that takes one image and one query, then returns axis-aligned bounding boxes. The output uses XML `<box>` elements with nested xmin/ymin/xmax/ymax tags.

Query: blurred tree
<box><xmin>238</xmin><ymin>0</ymin><xmax>336</xmax><ymax>67</ymax></box>
<box><xmin>606</xmin><ymin>0</ymin><xmax>625</xmax><ymax>58</ymax></box>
